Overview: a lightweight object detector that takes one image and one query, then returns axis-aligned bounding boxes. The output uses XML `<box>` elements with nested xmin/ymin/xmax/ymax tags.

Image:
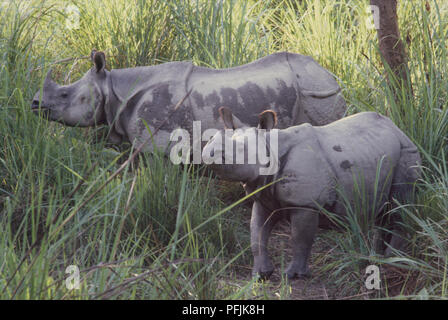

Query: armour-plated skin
<box><xmin>32</xmin><ymin>51</ymin><xmax>346</xmax><ymax>151</ymax></box>
<box><xmin>202</xmin><ymin>108</ymin><xmax>421</xmax><ymax>279</ymax></box>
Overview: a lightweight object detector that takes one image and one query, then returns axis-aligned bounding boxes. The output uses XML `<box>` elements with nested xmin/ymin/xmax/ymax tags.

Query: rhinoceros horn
<box><xmin>44</xmin><ymin>68</ymin><xmax>57</xmax><ymax>88</ymax></box>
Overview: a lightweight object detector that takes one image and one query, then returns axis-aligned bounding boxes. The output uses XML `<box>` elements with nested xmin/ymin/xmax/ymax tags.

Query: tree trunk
<box><xmin>370</xmin><ymin>0</ymin><xmax>410</xmax><ymax>88</ymax></box>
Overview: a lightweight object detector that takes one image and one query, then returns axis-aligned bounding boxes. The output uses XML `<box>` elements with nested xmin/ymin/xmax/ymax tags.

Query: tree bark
<box><xmin>370</xmin><ymin>0</ymin><xmax>410</xmax><ymax>87</ymax></box>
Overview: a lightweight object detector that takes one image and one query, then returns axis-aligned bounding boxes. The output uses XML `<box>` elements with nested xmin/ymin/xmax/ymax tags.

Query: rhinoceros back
<box><xmin>187</xmin><ymin>52</ymin><xmax>346</xmax><ymax>130</ymax></box>
<box><xmin>110</xmin><ymin>61</ymin><xmax>194</xmax><ymax>103</ymax></box>
<box><xmin>108</xmin><ymin>61</ymin><xmax>194</xmax><ymax>148</ymax></box>
<box><xmin>187</xmin><ymin>52</ymin><xmax>299</xmax><ymax>129</ymax></box>
<box><xmin>312</xmin><ymin>112</ymin><xmax>419</xmax><ymax>212</ymax></box>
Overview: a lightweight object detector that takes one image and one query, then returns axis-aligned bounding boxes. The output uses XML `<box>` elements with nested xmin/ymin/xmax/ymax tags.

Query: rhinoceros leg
<box><xmin>286</xmin><ymin>208</ymin><xmax>318</xmax><ymax>279</ymax></box>
<box><xmin>250</xmin><ymin>201</ymin><xmax>281</xmax><ymax>280</ymax></box>
<box><xmin>384</xmin><ymin>140</ymin><xmax>421</xmax><ymax>256</ymax></box>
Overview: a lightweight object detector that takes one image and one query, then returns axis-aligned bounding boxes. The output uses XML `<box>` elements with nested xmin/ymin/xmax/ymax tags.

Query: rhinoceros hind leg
<box><xmin>384</xmin><ymin>226</ymin><xmax>407</xmax><ymax>257</ymax></box>
<box><xmin>384</xmin><ymin>141</ymin><xmax>420</xmax><ymax>256</ymax></box>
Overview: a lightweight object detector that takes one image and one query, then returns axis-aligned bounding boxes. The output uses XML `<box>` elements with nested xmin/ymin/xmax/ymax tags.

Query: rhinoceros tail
<box><xmin>378</xmin><ymin>117</ymin><xmax>421</xmax><ymax>256</ymax></box>
<box><xmin>388</xmin><ymin>120</ymin><xmax>421</xmax><ymax>199</ymax></box>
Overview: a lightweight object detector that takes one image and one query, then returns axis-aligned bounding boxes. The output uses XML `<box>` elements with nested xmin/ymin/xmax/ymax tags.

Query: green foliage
<box><xmin>0</xmin><ymin>0</ymin><xmax>447</xmax><ymax>299</ymax></box>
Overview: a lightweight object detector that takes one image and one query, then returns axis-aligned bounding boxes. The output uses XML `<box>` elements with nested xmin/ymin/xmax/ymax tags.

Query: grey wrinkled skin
<box><xmin>202</xmin><ymin>110</ymin><xmax>421</xmax><ymax>280</ymax></box>
<box><xmin>32</xmin><ymin>51</ymin><xmax>346</xmax><ymax>152</ymax></box>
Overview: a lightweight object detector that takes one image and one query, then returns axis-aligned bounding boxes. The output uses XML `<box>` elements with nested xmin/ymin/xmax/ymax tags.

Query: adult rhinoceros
<box><xmin>202</xmin><ymin>108</ymin><xmax>421</xmax><ymax>280</ymax></box>
<box><xmin>32</xmin><ymin>51</ymin><xmax>346</xmax><ymax>151</ymax></box>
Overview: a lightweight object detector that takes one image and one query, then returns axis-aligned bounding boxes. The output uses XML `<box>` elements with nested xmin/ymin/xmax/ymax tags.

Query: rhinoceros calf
<box><xmin>202</xmin><ymin>107</ymin><xmax>421</xmax><ymax>279</ymax></box>
<box><xmin>32</xmin><ymin>51</ymin><xmax>345</xmax><ymax>151</ymax></box>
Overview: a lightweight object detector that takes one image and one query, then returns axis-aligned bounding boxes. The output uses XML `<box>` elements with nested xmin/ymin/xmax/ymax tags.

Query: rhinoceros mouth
<box><xmin>31</xmin><ymin>107</ymin><xmax>51</xmax><ymax>116</ymax></box>
<box><xmin>31</xmin><ymin>100</ymin><xmax>52</xmax><ymax>112</ymax></box>
<box><xmin>31</xmin><ymin>105</ymin><xmax>48</xmax><ymax>111</ymax></box>
<box><xmin>31</xmin><ymin>103</ymin><xmax>52</xmax><ymax>118</ymax></box>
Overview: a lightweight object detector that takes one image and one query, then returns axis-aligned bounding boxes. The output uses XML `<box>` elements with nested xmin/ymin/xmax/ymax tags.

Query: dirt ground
<box><xmin>223</xmin><ymin>214</ymin><xmax>420</xmax><ymax>299</ymax></box>
<box><xmin>216</xmin><ymin>181</ymin><xmax>384</xmax><ymax>300</ymax></box>
<box><xmin>220</xmin><ymin>207</ymin><xmax>341</xmax><ymax>300</ymax></box>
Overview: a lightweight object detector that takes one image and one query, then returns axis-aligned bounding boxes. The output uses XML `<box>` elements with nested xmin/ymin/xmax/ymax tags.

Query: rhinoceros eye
<box><xmin>61</xmin><ymin>92</ymin><xmax>68</xmax><ymax>98</ymax></box>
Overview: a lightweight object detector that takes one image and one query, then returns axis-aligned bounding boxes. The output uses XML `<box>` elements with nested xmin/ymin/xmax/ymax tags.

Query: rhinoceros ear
<box><xmin>90</xmin><ymin>49</ymin><xmax>97</xmax><ymax>60</ymax></box>
<box><xmin>92</xmin><ymin>50</ymin><xmax>106</xmax><ymax>73</ymax></box>
<box><xmin>258</xmin><ymin>110</ymin><xmax>277</xmax><ymax>130</ymax></box>
<box><xmin>219</xmin><ymin>106</ymin><xmax>236</xmax><ymax>130</ymax></box>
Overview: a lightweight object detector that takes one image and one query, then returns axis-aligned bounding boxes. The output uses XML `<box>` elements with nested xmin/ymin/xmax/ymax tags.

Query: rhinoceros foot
<box><xmin>252</xmin><ymin>257</ymin><xmax>274</xmax><ymax>281</ymax></box>
<box><xmin>252</xmin><ymin>269</ymin><xmax>274</xmax><ymax>281</ymax></box>
<box><xmin>285</xmin><ymin>263</ymin><xmax>311</xmax><ymax>280</ymax></box>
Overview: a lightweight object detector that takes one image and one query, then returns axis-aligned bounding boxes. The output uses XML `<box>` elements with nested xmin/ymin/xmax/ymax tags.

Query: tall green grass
<box><xmin>0</xmin><ymin>0</ymin><xmax>255</xmax><ymax>299</ymax></box>
<box><xmin>1</xmin><ymin>0</ymin><xmax>447</xmax><ymax>299</ymax></box>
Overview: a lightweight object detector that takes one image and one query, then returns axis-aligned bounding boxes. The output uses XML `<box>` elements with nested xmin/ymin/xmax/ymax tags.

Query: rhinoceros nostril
<box><xmin>31</xmin><ymin>100</ymin><xmax>40</xmax><ymax>109</ymax></box>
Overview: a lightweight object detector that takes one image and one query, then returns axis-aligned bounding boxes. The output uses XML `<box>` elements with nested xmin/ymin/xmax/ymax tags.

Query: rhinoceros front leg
<box><xmin>250</xmin><ymin>201</ymin><xmax>280</xmax><ymax>280</ymax></box>
<box><xmin>286</xmin><ymin>208</ymin><xmax>318</xmax><ymax>279</ymax></box>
